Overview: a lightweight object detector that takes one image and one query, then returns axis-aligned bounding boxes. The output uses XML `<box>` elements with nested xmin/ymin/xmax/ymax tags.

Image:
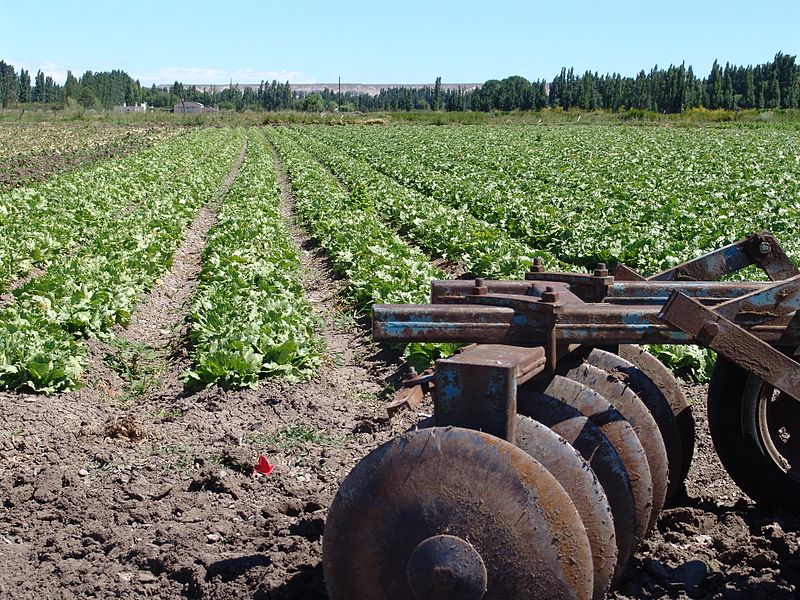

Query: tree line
<box><xmin>335</xmin><ymin>53</ymin><xmax>799</xmax><ymax>113</ymax></box>
<box><xmin>0</xmin><ymin>62</ymin><xmax>297</xmax><ymax>111</ymax></box>
<box><xmin>1</xmin><ymin>52</ymin><xmax>799</xmax><ymax>113</ymax></box>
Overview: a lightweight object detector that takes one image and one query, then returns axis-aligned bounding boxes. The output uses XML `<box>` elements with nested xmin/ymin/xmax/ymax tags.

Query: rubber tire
<box><xmin>707</xmin><ymin>357</ymin><xmax>800</xmax><ymax>513</ymax></box>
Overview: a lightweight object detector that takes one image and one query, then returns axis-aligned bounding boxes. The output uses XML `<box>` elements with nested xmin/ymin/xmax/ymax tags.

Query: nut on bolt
<box><xmin>594</xmin><ymin>262</ymin><xmax>609</xmax><ymax>277</ymax></box>
<box><xmin>529</xmin><ymin>257</ymin><xmax>545</xmax><ymax>273</ymax></box>
<box><xmin>472</xmin><ymin>278</ymin><xmax>488</xmax><ymax>296</ymax></box>
<box><xmin>541</xmin><ymin>286</ymin><xmax>559</xmax><ymax>303</ymax></box>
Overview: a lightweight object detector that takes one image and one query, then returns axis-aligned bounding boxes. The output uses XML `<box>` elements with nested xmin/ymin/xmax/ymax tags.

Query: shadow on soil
<box><xmin>254</xmin><ymin>563</ymin><xmax>326</xmax><ymax>600</ymax></box>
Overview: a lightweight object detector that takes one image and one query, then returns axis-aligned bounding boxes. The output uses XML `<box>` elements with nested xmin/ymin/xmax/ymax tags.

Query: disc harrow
<box><xmin>324</xmin><ymin>232</ymin><xmax>800</xmax><ymax>599</ymax></box>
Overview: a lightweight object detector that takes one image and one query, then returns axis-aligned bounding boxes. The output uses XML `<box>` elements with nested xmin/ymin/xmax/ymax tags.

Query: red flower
<box><xmin>256</xmin><ymin>455</ymin><xmax>274</xmax><ymax>476</ymax></box>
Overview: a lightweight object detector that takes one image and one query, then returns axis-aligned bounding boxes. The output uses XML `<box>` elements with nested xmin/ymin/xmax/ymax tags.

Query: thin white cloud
<box><xmin>140</xmin><ymin>67</ymin><xmax>315</xmax><ymax>85</ymax></box>
<box><xmin>6</xmin><ymin>59</ymin><xmax>72</xmax><ymax>83</ymax></box>
<box><xmin>4</xmin><ymin>59</ymin><xmax>315</xmax><ymax>86</ymax></box>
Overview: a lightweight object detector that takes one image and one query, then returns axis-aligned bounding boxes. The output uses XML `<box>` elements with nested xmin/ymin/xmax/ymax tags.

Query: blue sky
<box><xmin>2</xmin><ymin>1</ymin><xmax>799</xmax><ymax>85</ymax></box>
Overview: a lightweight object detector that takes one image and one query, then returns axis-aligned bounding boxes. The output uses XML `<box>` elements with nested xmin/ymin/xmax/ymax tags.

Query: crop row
<box><xmin>286</xmin><ymin>127</ymin><xmax>559</xmax><ymax>277</ymax></box>
<box><xmin>186</xmin><ymin>129</ymin><xmax>320</xmax><ymax>388</ymax></box>
<box><xmin>0</xmin><ymin>128</ymin><xmax>243</xmax><ymax>393</ymax></box>
<box><xmin>0</xmin><ymin>128</ymin><xmax>221</xmax><ymax>290</ymax></box>
<box><xmin>265</xmin><ymin>128</ymin><xmax>454</xmax><ymax>367</ymax></box>
<box><xmin>266</xmin><ymin>128</ymin><xmax>440</xmax><ymax>307</ymax></box>
<box><xmin>313</xmin><ymin>125</ymin><xmax>800</xmax><ymax>274</ymax></box>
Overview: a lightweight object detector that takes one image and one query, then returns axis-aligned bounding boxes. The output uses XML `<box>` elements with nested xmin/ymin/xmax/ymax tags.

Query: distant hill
<box><xmin>158</xmin><ymin>82</ymin><xmax>482</xmax><ymax>95</ymax></box>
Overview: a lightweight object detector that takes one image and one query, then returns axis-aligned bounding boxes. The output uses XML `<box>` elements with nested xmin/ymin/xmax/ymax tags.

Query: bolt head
<box><xmin>759</xmin><ymin>242</ymin><xmax>772</xmax><ymax>255</ymax></box>
<box><xmin>699</xmin><ymin>321</ymin><xmax>720</xmax><ymax>342</ymax></box>
<box><xmin>471</xmin><ymin>278</ymin><xmax>488</xmax><ymax>296</ymax></box>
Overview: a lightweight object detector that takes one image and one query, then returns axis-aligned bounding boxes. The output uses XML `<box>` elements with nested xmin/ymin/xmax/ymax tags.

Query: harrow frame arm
<box><xmin>615</xmin><ymin>231</ymin><xmax>799</xmax><ymax>282</ymax></box>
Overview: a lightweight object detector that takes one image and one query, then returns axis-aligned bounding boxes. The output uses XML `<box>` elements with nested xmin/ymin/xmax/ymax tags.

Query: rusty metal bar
<box><xmin>648</xmin><ymin>238</ymin><xmax>754</xmax><ymax>281</ymax></box>
<box><xmin>432</xmin><ymin>278</ymin><xmax>775</xmax><ymax>306</ymax></box>
<box><xmin>605</xmin><ymin>281</ymin><xmax>768</xmax><ymax>305</ymax></box>
<box><xmin>431</xmin><ymin>280</ymin><xmax>579</xmax><ymax>303</ymax></box>
<box><xmin>373</xmin><ymin>302</ymin><xmax>799</xmax><ymax>346</ymax></box>
<box><xmin>648</xmin><ymin>231</ymin><xmax>798</xmax><ymax>282</ymax></box>
<box><xmin>713</xmin><ymin>274</ymin><xmax>800</xmax><ymax>326</ymax></box>
<box><xmin>373</xmin><ymin>303</ymin><xmax>545</xmax><ymax>344</ymax></box>
<box><xmin>659</xmin><ymin>291</ymin><xmax>800</xmax><ymax>400</ymax></box>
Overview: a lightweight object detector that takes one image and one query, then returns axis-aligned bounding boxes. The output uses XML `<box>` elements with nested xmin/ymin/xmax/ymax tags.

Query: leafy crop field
<box><xmin>0</xmin><ymin>121</ymin><xmax>178</xmax><ymax>189</ymax></box>
<box><xmin>309</xmin><ymin>124</ymin><xmax>800</xmax><ymax>274</ymax></box>
<box><xmin>0</xmin><ymin>120</ymin><xmax>798</xmax><ymax>599</ymax></box>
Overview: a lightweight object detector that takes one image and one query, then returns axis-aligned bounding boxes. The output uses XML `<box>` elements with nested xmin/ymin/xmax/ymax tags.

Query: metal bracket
<box><xmin>660</xmin><ymin>291</ymin><xmax>800</xmax><ymax>400</ymax></box>
<box><xmin>614</xmin><ymin>264</ymin><xmax>646</xmax><ymax>281</ymax></box>
<box><xmin>523</xmin><ymin>271</ymin><xmax>613</xmax><ymax>302</ymax></box>
<box><xmin>386</xmin><ymin>369</ymin><xmax>434</xmax><ymax>416</ymax></box>
<box><xmin>713</xmin><ymin>273</ymin><xmax>800</xmax><ymax>327</ymax></box>
<box><xmin>433</xmin><ymin>345</ymin><xmax>547</xmax><ymax>444</ymax></box>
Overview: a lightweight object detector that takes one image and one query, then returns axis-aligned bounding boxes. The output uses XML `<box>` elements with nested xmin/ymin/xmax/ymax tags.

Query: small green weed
<box><xmin>151</xmin><ymin>443</ymin><xmax>192</xmax><ymax>471</ymax></box>
<box><xmin>104</xmin><ymin>338</ymin><xmax>158</xmax><ymax>380</ymax></box>
<box><xmin>151</xmin><ymin>407</ymin><xmax>182</xmax><ymax>422</ymax></box>
<box><xmin>249</xmin><ymin>424</ymin><xmax>343</xmax><ymax>453</ymax></box>
<box><xmin>344</xmin><ymin>388</ymin><xmax>381</xmax><ymax>406</ymax></box>
<box><xmin>103</xmin><ymin>338</ymin><xmax>162</xmax><ymax>407</ymax></box>
<box><xmin>7</xmin><ymin>426</ymin><xmax>25</xmax><ymax>438</ymax></box>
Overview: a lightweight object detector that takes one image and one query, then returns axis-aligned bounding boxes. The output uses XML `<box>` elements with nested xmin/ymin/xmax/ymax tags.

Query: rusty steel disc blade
<box><xmin>323</xmin><ymin>426</ymin><xmax>594</xmax><ymax>600</ymax></box>
<box><xmin>515</xmin><ymin>415</ymin><xmax>617</xmax><ymax>600</ymax></box>
<box><xmin>516</xmin><ymin>386</ymin><xmax>636</xmax><ymax>582</ymax></box>
<box><xmin>580</xmin><ymin>346</ymin><xmax>684</xmax><ymax>503</ymax></box>
<box><xmin>620</xmin><ymin>345</ymin><xmax>695</xmax><ymax>492</ymax></box>
<box><xmin>524</xmin><ymin>375</ymin><xmax>653</xmax><ymax>548</ymax></box>
<box><xmin>558</xmin><ymin>360</ymin><xmax>668</xmax><ymax>534</ymax></box>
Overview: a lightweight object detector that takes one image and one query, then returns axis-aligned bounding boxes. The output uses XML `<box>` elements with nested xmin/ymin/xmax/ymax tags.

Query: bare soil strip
<box><xmin>0</xmin><ymin>132</ymin><xmax>169</xmax><ymax>191</ymax></box>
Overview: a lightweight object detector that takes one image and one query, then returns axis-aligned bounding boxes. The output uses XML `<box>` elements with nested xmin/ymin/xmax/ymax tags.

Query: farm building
<box><xmin>113</xmin><ymin>102</ymin><xmax>147</xmax><ymax>113</ymax></box>
<box><xmin>173</xmin><ymin>100</ymin><xmax>218</xmax><ymax>114</ymax></box>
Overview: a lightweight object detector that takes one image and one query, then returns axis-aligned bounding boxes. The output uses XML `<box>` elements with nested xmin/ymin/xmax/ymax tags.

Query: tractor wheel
<box><xmin>707</xmin><ymin>357</ymin><xmax>800</xmax><ymax>512</ymax></box>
